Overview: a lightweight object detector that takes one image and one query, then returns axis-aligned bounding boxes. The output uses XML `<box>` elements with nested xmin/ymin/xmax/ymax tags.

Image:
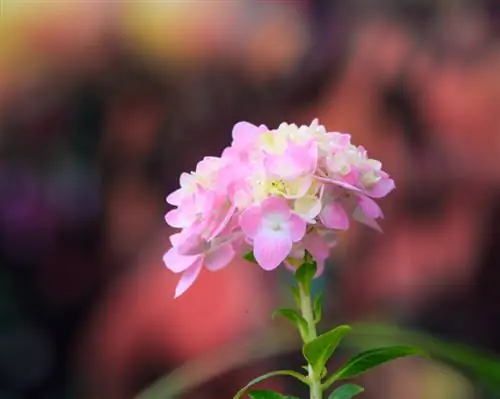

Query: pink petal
<box><xmin>166</xmin><ymin>189</ymin><xmax>183</xmax><ymax>206</ymax></box>
<box><xmin>174</xmin><ymin>258</ymin><xmax>203</xmax><ymax>298</ymax></box>
<box><xmin>239</xmin><ymin>206</ymin><xmax>262</xmax><ymax>239</ymax></box>
<box><xmin>232</xmin><ymin>121</ymin><xmax>260</xmax><ymax>148</ymax></box>
<box><xmin>315</xmin><ymin>260</ymin><xmax>325</xmax><ymax>277</ymax></box>
<box><xmin>254</xmin><ymin>230</ymin><xmax>292</xmax><ymax>270</ymax></box>
<box><xmin>320</xmin><ymin>202</ymin><xmax>349</xmax><ymax>230</ymax></box>
<box><xmin>208</xmin><ymin>203</ymin><xmax>236</xmax><ymax>240</ymax></box>
<box><xmin>196</xmin><ymin>156</ymin><xmax>219</xmax><ymax>175</ymax></box>
<box><xmin>165</xmin><ymin>208</ymin><xmax>195</xmax><ymax>228</ymax></box>
<box><xmin>357</xmin><ymin>195</ymin><xmax>383</xmax><ymax>219</ymax></box>
<box><xmin>232</xmin><ymin>235</ymin><xmax>252</xmax><ymax>256</ymax></box>
<box><xmin>366</xmin><ymin>177</ymin><xmax>395</xmax><ymax>198</ymax></box>
<box><xmin>343</xmin><ymin>170</ymin><xmax>361</xmax><ymax>187</ymax></box>
<box><xmin>169</xmin><ymin>232</ymin><xmax>183</xmax><ymax>247</ymax></box>
<box><xmin>288</xmin><ymin>213</ymin><xmax>307</xmax><ymax>242</ymax></box>
<box><xmin>194</xmin><ymin>188</ymin><xmax>215</xmax><ymax>214</ymax></box>
<box><xmin>204</xmin><ymin>243</ymin><xmax>235</xmax><ymax>271</ymax></box>
<box><xmin>303</xmin><ymin>232</ymin><xmax>330</xmax><ymax>261</ymax></box>
<box><xmin>265</xmin><ymin>142</ymin><xmax>316</xmax><ymax>179</ymax></box>
<box><xmin>177</xmin><ymin>234</ymin><xmax>209</xmax><ymax>256</ymax></box>
<box><xmin>261</xmin><ymin>196</ymin><xmax>291</xmax><ymax>215</ymax></box>
<box><xmin>315</xmin><ymin>176</ymin><xmax>363</xmax><ymax>193</ymax></box>
<box><xmin>353</xmin><ymin>207</ymin><xmax>382</xmax><ymax>232</ymax></box>
<box><xmin>179</xmin><ymin>172</ymin><xmax>196</xmax><ymax>187</ymax></box>
<box><xmin>163</xmin><ymin>247</ymin><xmax>200</xmax><ymax>273</ymax></box>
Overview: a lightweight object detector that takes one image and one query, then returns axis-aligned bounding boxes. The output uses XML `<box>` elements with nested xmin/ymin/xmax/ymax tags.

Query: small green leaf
<box><xmin>291</xmin><ymin>285</ymin><xmax>301</xmax><ymax>308</ymax></box>
<box><xmin>272</xmin><ymin>308</ymin><xmax>308</xmax><ymax>340</ymax></box>
<box><xmin>295</xmin><ymin>261</ymin><xmax>317</xmax><ymax>295</ymax></box>
<box><xmin>249</xmin><ymin>390</ymin><xmax>284</xmax><ymax>399</ymax></box>
<box><xmin>313</xmin><ymin>292</ymin><xmax>324</xmax><ymax>323</ymax></box>
<box><xmin>244</xmin><ymin>251</ymin><xmax>258</xmax><ymax>264</ymax></box>
<box><xmin>303</xmin><ymin>325</ymin><xmax>352</xmax><ymax>376</ymax></box>
<box><xmin>233</xmin><ymin>370</ymin><xmax>308</xmax><ymax>399</ymax></box>
<box><xmin>328</xmin><ymin>383</ymin><xmax>364</xmax><ymax>399</ymax></box>
<box><xmin>324</xmin><ymin>345</ymin><xmax>425</xmax><ymax>389</ymax></box>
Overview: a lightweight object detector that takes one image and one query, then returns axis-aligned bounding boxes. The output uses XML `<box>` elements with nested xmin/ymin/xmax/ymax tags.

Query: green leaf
<box><xmin>347</xmin><ymin>322</ymin><xmax>500</xmax><ymax>390</ymax></box>
<box><xmin>249</xmin><ymin>390</ymin><xmax>284</xmax><ymax>399</ymax></box>
<box><xmin>291</xmin><ymin>286</ymin><xmax>301</xmax><ymax>308</ymax></box>
<box><xmin>283</xmin><ymin>396</ymin><xmax>300</xmax><ymax>399</ymax></box>
<box><xmin>313</xmin><ymin>292</ymin><xmax>324</xmax><ymax>323</ymax></box>
<box><xmin>324</xmin><ymin>345</ymin><xmax>425</xmax><ymax>389</ymax></box>
<box><xmin>233</xmin><ymin>370</ymin><xmax>308</xmax><ymax>399</ymax></box>
<box><xmin>294</xmin><ymin>261</ymin><xmax>317</xmax><ymax>295</ymax></box>
<box><xmin>272</xmin><ymin>308</ymin><xmax>308</xmax><ymax>340</ymax></box>
<box><xmin>328</xmin><ymin>383</ymin><xmax>364</xmax><ymax>399</ymax></box>
<box><xmin>303</xmin><ymin>325</ymin><xmax>352</xmax><ymax>376</ymax></box>
<box><xmin>244</xmin><ymin>251</ymin><xmax>258</xmax><ymax>264</ymax></box>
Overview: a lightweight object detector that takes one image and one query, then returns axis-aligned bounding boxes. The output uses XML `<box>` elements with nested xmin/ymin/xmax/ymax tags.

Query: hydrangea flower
<box><xmin>164</xmin><ymin>119</ymin><xmax>394</xmax><ymax>297</ymax></box>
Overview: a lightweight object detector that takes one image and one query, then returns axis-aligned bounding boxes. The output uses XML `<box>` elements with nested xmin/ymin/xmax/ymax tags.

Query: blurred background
<box><xmin>1</xmin><ymin>0</ymin><xmax>500</xmax><ymax>398</ymax></box>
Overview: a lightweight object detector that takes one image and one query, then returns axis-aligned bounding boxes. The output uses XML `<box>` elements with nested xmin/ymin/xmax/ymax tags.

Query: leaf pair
<box><xmin>302</xmin><ymin>323</ymin><xmax>425</xmax><ymax>392</ymax></box>
<box><xmin>303</xmin><ymin>325</ymin><xmax>352</xmax><ymax>377</ymax></box>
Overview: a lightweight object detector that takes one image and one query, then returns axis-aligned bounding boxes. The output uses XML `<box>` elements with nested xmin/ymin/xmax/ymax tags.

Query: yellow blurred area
<box><xmin>0</xmin><ymin>0</ymin><xmax>309</xmax><ymax>91</ymax></box>
<box><xmin>120</xmin><ymin>1</ymin><xmax>239</xmax><ymax>63</ymax></box>
<box><xmin>0</xmin><ymin>0</ymin><xmax>109</xmax><ymax>97</ymax></box>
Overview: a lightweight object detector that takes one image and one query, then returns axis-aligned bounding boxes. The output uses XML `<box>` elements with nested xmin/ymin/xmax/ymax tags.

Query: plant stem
<box><xmin>298</xmin><ymin>283</ymin><xmax>323</xmax><ymax>399</ymax></box>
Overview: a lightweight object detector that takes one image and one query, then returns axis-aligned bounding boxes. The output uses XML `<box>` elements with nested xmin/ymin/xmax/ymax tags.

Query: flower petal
<box><xmin>208</xmin><ymin>203</ymin><xmax>236</xmax><ymax>240</ymax></box>
<box><xmin>232</xmin><ymin>121</ymin><xmax>261</xmax><ymax>147</ymax></box>
<box><xmin>320</xmin><ymin>202</ymin><xmax>349</xmax><ymax>230</ymax></box>
<box><xmin>261</xmin><ymin>196</ymin><xmax>291</xmax><ymax>215</ymax></box>
<box><xmin>165</xmin><ymin>208</ymin><xmax>195</xmax><ymax>228</ymax></box>
<box><xmin>366</xmin><ymin>177</ymin><xmax>395</xmax><ymax>198</ymax></box>
<box><xmin>357</xmin><ymin>195</ymin><xmax>383</xmax><ymax>219</ymax></box>
<box><xmin>294</xmin><ymin>195</ymin><xmax>322</xmax><ymax>221</ymax></box>
<box><xmin>204</xmin><ymin>243</ymin><xmax>235</xmax><ymax>271</ymax></box>
<box><xmin>163</xmin><ymin>247</ymin><xmax>200</xmax><ymax>273</ymax></box>
<box><xmin>303</xmin><ymin>231</ymin><xmax>330</xmax><ymax>261</ymax></box>
<box><xmin>315</xmin><ymin>260</ymin><xmax>325</xmax><ymax>277</ymax></box>
<box><xmin>353</xmin><ymin>207</ymin><xmax>382</xmax><ymax>232</ymax></box>
<box><xmin>174</xmin><ymin>258</ymin><xmax>203</xmax><ymax>298</ymax></box>
<box><xmin>254</xmin><ymin>230</ymin><xmax>292</xmax><ymax>270</ymax></box>
<box><xmin>315</xmin><ymin>176</ymin><xmax>362</xmax><ymax>193</ymax></box>
<box><xmin>288</xmin><ymin>213</ymin><xmax>307</xmax><ymax>242</ymax></box>
<box><xmin>169</xmin><ymin>232</ymin><xmax>183</xmax><ymax>247</ymax></box>
<box><xmin>283</xmin><ymin>176</ymin><xmax>312</xmax><ymax>199</ymax></box>
<box><xmin>239</xmin><ymin>206</ymin><xmax>262</xmax><ymax>239</ymax></box>
<box><xmin>166</xmin><ymin>189</ymin><xmax>183</xmax><ymax>206</ymax></box>
<box><xmin>176</xmin><ymin>234</ymin><xmax>210</xmax><ymax>256</ymax></box>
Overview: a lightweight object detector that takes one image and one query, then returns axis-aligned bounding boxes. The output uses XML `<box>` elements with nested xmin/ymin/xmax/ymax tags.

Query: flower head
<box><xmin>163</xmin><ymin>119</ymin><xmax>394</xmax><ymax>296</ymax></box>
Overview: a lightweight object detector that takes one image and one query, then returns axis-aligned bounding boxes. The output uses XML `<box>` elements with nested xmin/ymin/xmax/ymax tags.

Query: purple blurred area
<box><xmin>1</xmin><ymin>0</ymin><xmax>500</xmax><ymax>398</ymax></box>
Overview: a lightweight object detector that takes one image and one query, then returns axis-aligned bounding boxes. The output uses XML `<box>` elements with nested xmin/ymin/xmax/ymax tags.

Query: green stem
<box><xmin>298</xmin><ymin>283</ymin><xmax>323</xmax><ymax>399</ymax></box>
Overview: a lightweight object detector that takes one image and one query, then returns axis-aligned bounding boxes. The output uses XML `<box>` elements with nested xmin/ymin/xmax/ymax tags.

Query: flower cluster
<box><xmin>164</xmin><ymin>120</ymin><xmax>394</xmax><ymax>297</ymax></box>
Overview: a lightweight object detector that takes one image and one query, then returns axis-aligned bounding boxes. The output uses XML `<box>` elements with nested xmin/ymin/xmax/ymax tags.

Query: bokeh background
<box><xmin>1</xmin><ymin>0</ymin><xmax>500</xmax><ymax>398</ymax></box>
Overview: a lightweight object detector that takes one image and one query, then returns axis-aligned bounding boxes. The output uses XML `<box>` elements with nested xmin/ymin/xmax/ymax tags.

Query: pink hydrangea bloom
<box><xmin>163</xmin><ymin>119</ymin><xmax>395</xmax><ymax>296</ymax></box>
